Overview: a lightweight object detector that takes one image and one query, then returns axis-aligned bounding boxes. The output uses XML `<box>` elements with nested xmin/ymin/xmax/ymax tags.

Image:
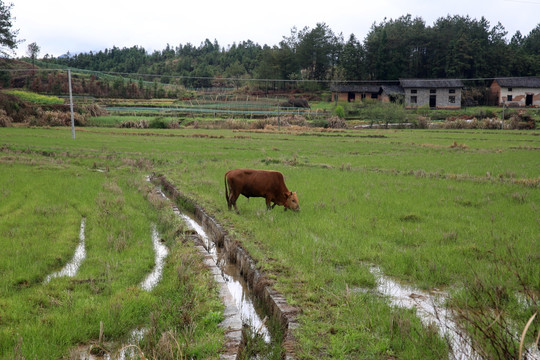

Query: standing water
<box><xmin>77</xmin><ymin>224</ymin><xmax>168</xmax><ymax>360</ymax></box>
<box><xmin>45</xmin><ymin>218</ymin><xmax>86</xmax><ymax>283</ymax></box>
<box><xmin>179</xmin><ymin>210</ymin><xmax>271</xmax><ymax>342</ymax></box>
<box><xmin>140</xmin><ymin>224</ymin><xmax>169</xmax><ymax>291</ymax></box>
<box><xmin>370</xmin><ymin>266</ymin><xmax>480</xmax><ymax>360</ymax></box>
<box><xmin>116</xmin><ymin>224</ymin><xmax>168</xmax><ymax>360</ymax></box>
<box><xmin>155</xmin><ymin>186</ymin><xmax>272</xmax><ymax>343</ymax></box>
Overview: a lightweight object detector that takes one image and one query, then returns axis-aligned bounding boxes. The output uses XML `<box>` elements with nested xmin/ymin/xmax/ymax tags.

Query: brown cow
<box><xmin>224</xmin><ymin>169</ymin><xmax>299</xmax><ymax>213</ymax></box>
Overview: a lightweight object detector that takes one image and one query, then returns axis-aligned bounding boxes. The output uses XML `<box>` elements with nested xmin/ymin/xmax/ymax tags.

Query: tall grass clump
<box><xmin>450</xmin><ymin>248</ymin><xmax>539</xmax><ymax>359</ymax></box>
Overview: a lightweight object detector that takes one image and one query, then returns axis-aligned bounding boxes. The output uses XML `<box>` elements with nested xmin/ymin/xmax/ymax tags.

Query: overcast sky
<box><xmin>11</xmin><ymin>0</ymin><xmax>540</xmax><ymax>58</ymax></box>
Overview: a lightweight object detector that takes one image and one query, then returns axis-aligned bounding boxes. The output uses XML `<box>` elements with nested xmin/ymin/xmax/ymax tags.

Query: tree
<box><xmin>27</xmin><ymin>42</ymin><xmax>40</xmax><ymax>68</ymax></box>
<box><xmin>364</xmin><ymin>15</ymin><xmax>428</xmax><ymax>79</ymax></box>
<box><xmin>296</xmin><ymin>23</ymin><xmax>343</xmax><ymax>80</ymax></box>
<box><xmin>340</xmin><ymin>34</ymin><xmax>366</xmax><ymax>80</ymax></box>
<box><xmin>0</xmin><ymin>0</ymin><xmax>20</xmax><ymax>57</ymax></box>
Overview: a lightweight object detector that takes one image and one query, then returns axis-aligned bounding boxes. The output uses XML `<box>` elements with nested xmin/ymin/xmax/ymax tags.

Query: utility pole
<box><xmin>68</xmin><ymin>69</ymin><xmax>75</xmax><ymax>139</ymax></box>
<box><xmin>501</xmin><ymin>101</ymin><xmax>506</xmax><ymax>130</ymax></box>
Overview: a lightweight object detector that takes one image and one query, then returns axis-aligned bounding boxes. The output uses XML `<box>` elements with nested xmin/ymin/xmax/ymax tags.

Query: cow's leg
<box><xmin>230</xmin><ymin>191</ymin><xmax>240</xmax><ymax>213</ymax></box>
<box><xmin>227</xmin><ymin>191</ymin><xmax>232</xmax><ymax>211</ymax></box>
<box><xmin>266</xmin><ymin>197</ymin><xmax>272</xmax><ymax>210</ymax></box>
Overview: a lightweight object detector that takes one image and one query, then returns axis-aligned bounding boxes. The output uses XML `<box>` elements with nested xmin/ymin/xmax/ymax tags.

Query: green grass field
<box><xmin>0</xmin><ymin>149</ymin><xmax>223</xmax><ymax>359</ymax></box>
<box><xmin>1</xmin><ymin>126</ymin><xmax>538</xmax><ymax>359</ymax></box>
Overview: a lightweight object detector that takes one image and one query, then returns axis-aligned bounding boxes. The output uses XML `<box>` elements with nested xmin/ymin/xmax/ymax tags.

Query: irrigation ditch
<box><xmin>150</xmin><ymin>174</ymin><xmax>299</xmax><ymax>360</ymax></box>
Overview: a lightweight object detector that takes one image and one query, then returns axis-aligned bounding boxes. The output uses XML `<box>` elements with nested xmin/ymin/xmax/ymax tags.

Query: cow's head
<box><xmin>285</xmin><ymin>191</ymin><xmax>300</xmax><ymax>211</ymax></box>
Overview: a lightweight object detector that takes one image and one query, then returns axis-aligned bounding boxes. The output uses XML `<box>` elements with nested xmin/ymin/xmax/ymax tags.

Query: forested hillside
<box><xmin>43</xmin><ymin>15</ymin><xmax>540</xmax><ymax>83</ymax></box>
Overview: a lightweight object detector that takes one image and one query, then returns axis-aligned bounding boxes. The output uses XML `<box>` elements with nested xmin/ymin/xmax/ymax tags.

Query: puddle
<box><xmin>45</xmin><ymin>218</ymin><xmax>86</xmax><ymax>283</ymax></box>
<box><xmin>370</xmin><ymin>266</ymin><xmax>480</xmax><ymax>360</ymax></box>
<box><xmin>76</xmin><ymin>224</ymin><xmax>167</xmax><ymax>360</ymax></box>
<box><xmin>371</xmin><ymin>267</ymin><xmax>540</xmax><ymax>359</ymax></box>
<box><xmin>155</xmin><ymin>186</ymin><xmax>271</xmax><ymax>343</ymax></box>
<box><xmin>140</xmin><ymin>224</ymin><xmax>169</xmax><ymax>291</ymax></box>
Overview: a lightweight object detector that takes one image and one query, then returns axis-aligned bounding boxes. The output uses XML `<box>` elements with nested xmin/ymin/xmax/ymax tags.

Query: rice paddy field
<box><xmin>0</xmin><ymin>125</ymin><xmax>539</xmax><ymax>359</ymax></box>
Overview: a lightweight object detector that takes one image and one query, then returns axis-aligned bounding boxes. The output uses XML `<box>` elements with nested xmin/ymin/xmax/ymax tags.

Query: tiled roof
<box><xmin>494</xmin><ymin>77</ymin><xmax>540</xmax><ymax>88</ymax></box>
<box><xmin>331</xmin><ymin>84</ymin><xmax>381</xmax><ymax>93</ymax></box>
<box><xmin>381</xmin><ymin>85</ymin><xmax>404</xmax><ymax>95</ymax></box>
<box><xmin>400</xmin><ymin>79</ymin><xmax>464</xmax><ymax>88</ymax></box>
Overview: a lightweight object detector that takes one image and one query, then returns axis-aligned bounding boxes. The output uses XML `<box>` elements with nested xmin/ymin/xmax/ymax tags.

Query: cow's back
<box><xmin>226</xmin><ymin>169</ymin><xmax>287</xmax><ymax>197</ymax></box>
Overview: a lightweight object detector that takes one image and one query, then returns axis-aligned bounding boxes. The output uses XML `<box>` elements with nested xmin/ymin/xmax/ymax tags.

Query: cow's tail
<box><xmin>224</xmin><ymin>172</ymin><xmax>230</xmax><ymax>209</ymax></box>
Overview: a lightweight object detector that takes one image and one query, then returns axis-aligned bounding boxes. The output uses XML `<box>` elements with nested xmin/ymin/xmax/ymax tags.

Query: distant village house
<box><xmin>332</xmin><ymin>84</ymin><xmax>382</xmax><ymax>102</ymax></box>
<box><xmin>331</xmin><ymin>79</ymin><xmax>464</xmax><ymax>109</ymax></box>
<box><xmin>490</xmin><ymin>77</ymin><xmax>540</xmax><ymax>107</ymax></box>
<box><xmin>400</xmin><ymin>79</ymin><xmax>463</xmax><ymax>109</ymax></box>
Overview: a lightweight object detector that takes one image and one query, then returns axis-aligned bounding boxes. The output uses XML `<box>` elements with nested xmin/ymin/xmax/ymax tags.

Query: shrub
<box><xmin>82</xmin><ymin>104</ymin><xmax>108</xmax><ymax>117</ymax></box>
<box><xmin>334</xmin><ymin>105</ymin><xmax>345</xmax><ymax>119</ymax></box>
<box><xmin>478</xmin><ymin>118</ymin><xmax>501</xmax><ymax>129</ymax></box>
<box><xmin>442</xmin><ymin>119</ymin><xmax>472</xmax><ymax>129</ymax></box>
<box><xmin>222</xmin><ymin>119</ymin><xmax>250</xmax><ymax>130</ymax></box>
<box><xmin>167</xmin><ymin>121</ymin><xmax>182</xmax><ymax>129</ymax></box>
<box><xmin>411</xmin><ymin>116</ymin><xmax>430</xmax><ymax>129</ymax></box>
<box><xmin>0</xmin><ymin>92</ymin><xmax>34</xmax><ymax>123</ymax></box>
<box><xmin>149</xmin><ymin>117</ymin><xmax>168</xmax><ymax>129</ymax></box>
<box><xmin>508</xmin><ymin>112</ymin><xmax>536</xmax><ymax>130</ymax></box>
<box><xmin>0</xmin><ymin>110</ymin><xmax>12</xmax><ymax>127</ymax></box>
<box><xmin>327</xmin><ymin>116</ymin><xmax>346</xmax><ymax>129</ymax></box>
<box><xmin>310</xmin><ymin>119</ymin><xmax>329</xmax><ymax>128</ymax></box>
<box><xmin>28</xmin><ymin>110</ymin><xmax>87</xmax><ymax>127</ymax></box>
<box><xmin>472</xmin><ymin>109</ymin><xmax>497</xmax><ymax>119</ymax></box>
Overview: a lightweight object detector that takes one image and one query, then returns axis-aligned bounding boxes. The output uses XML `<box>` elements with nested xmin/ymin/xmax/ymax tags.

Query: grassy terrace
<box><xmin>0</xmin><ymin>126</ymin><xmax>539</xmax><ymax>359</ymax></box>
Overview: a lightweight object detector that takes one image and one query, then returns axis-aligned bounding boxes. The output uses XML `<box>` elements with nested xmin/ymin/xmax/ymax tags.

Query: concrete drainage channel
<box><xmin>151</xmin><ymin>175</ymin><xmax>298</xmax><ymax>360</ymax></box>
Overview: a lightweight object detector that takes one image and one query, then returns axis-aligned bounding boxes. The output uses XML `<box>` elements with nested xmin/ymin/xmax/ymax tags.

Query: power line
<box><xmin>0</xmin><ymin>66</ymin><xmax>537</xmax><ymax>84</ymax></box>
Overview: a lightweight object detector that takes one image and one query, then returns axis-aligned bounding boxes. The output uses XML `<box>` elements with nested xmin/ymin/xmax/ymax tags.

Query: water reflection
<box><xmin>155</xmin><ymin>186</ymin><xmax>271</xmax><ymax>342</ymax></box>
<box><xmin>140</xmin><ymin>224</ymin><xmax>168</xmax><ymax>291</ymax></box>
<box><xmin>45</xmin><ymin>218</ymin><xmax>86</xmax><ymax>283</ymax></box>
<box><xmin>370</xmin><ymin>266</ymin><xmax>480</xmax><ymax>360</ymax></box>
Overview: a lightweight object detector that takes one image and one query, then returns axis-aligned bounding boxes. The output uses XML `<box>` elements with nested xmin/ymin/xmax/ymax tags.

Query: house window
<box><xmin>449</xmin><ymin>89</ymin><xmax>456</xmax><ymax>94</ymax></box>
<box><xmin>507</xmin><ymin>95</ymin><xmax>513</xmax><ymax>101</ymax></box>
<box><xmin>411</xmin><ymin>89</ymin><xmax>417</xmax><ymax>94</ymax></box>
<box><xmin>371</xmin><ymin>93</ymin><xmax>378</xmax><ymax>99</ymax></box>
<box><xmin>449</xmin><ymin>96</ymin><xmax>456</xmax><ymax>104</ymax></box>
<box><xmin>430</xmin><ymin>89</ymin><xmax>436</xmax><ymax>94</ymax></box>
<box><xmin>410</xmin><ymin>96</ymin><xmax>417</xmax><ymax>104</ymax></box>
<box><xmin>508</xmin><ymin>88</ymin><xmax>512</xmax><ymax>92</ymax></box>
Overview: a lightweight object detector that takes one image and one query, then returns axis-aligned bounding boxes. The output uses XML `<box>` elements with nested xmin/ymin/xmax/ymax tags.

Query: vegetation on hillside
<box><xmin>34</xmin><ymin>16</ymin><xmax>540</xmax><ymax>83</ymax></box>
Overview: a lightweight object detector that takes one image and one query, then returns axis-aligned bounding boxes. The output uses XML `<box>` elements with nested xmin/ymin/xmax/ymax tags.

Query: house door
<box><xmin>429</xmin><ymin>95</ymin><xmax>436</xmax><ymax>108</ymax></box>
<box><xmin>348</xmin><ymin>92</ymin><xmax>356</xmax><ymax>102</ymax></box>
<box><xmin>526</xmin><ymin>94</ymin><xmax>533</xmax><ymax>106</ymax></box>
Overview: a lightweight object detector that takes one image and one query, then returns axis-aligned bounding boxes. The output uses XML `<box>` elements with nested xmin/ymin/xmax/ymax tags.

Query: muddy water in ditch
<box><xmin>159</xmin><ymin>187</ymin><xmax>272</xmax><ymax>342</ymax></box>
